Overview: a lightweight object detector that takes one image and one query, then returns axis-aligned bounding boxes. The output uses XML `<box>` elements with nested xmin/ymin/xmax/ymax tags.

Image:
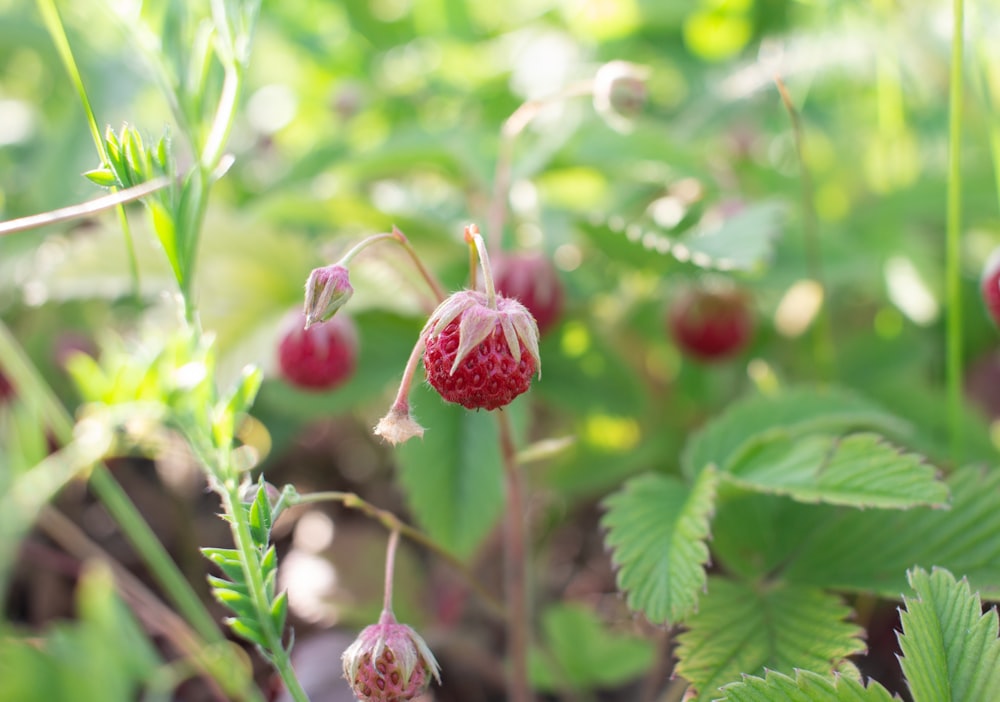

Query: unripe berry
<box><xmin>277</xmin><ymin>309</ymin><xmax>358</xmax><ymax>391</ymax></box>
<box><xmin>492</xmin><ymin>252</ymin><xmax>564</xmax><ymax>336</ymax></box>
<box><xmin>668</xmin><ymin>286</ymin><xmax>753</xmax><ymax>362</ymax></box>
<box><xmin>422</xmin><ymin>290</ymin><xmax>540</xmax><ymax>410</ymax></box>
<box><xmin>593</xmin><ymin>60</ymin><xmax>649</xmax><ymax>133</ymax></box>
<box><xmin>981</xmin><ymin>247</ymin><xmax>1000</xmax><ymax>328</ymax></box>
<box><xmin>342</xmin><ymin>609</ymin><xmax>441</xmax><ymax>702</ymax></box>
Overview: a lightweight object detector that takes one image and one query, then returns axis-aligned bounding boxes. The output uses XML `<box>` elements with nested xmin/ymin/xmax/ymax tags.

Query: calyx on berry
<box><xmin>342</xmin><ymin>608</ymin><xmax>441</xmax><ymax>702</ymax></box>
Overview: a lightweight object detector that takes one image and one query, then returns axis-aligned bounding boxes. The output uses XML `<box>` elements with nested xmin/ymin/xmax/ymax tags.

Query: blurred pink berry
<box><xmin>981</xmin><ymin>247</ymin><xmax>1000</xmax><ymax>328</ymax></box>
<box><xmin>492</xmin><ymin>251</ymin><xmax>564</xmax><ymax>336</ymax></box>
<box><xmin>278</xmin><ymin>309</ymin><xmax>358</xmax><ymax>391</ymax></box>
<box><xmin>342</xmin><ymin>609</ymin><xmax>441</xmax><ymax>701</ymax></box>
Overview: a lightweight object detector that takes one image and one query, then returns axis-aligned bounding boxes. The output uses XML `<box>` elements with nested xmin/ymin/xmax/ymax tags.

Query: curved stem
<box><xmin>486</xmin><ymin>82</ymin><xmax>593</xmax><ymax>256</ymax></box>
<box><xmin>465</xmin><ymin>224</ymin><xmax>497</xmax><ymax>309</ymax></box>
<box><xmin>497</xmin><ymin>411</ymin><xmax>531</xmax><ymax>702</ymax></box>
<box><xmin>946</xmin><ymin>0</ymin><xmax>965</xmax><ymax>461</ymax></box>
<box><xmin>291</xmin><ymin>491</ymin><xmax>504</xmax><ymax>618</ymax></box>
<box><xmin>334</xmin><ymin>227</ymin><xmax>447</xmax><ymax>304</ymax></box>
<box><xmin>775</xmin><ymin>77</ymin><xmax>836</xmax><ymax>381</ymax></box>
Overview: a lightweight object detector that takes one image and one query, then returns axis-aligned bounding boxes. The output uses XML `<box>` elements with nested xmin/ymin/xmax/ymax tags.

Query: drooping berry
<box><xmin>342</xmin><ymin>609</ymin><xmax>441</xmax><ymax>702</ymax></box>
<box><xmin>593</xmin><ymin>60</ymin><xmax>649</xmax><ymax>133</ymax></box>
<box><xmin>492</xmin><ymin>251</ymin><xmax>564</xmax><ymax>336</ymax></box>
<box><xmin>277</xmin><ymin>309</ymin><xmax>358</xmax><ymax>391</ymax></box>
<box><xmin>981</xmin><ymin>247</ymin><xmax>1000</xmax><ymax>328</ymax></box>
<box><xmin>668</xmin><ymin>285</ymin><xmax>753</xmax><ymax>362</ymax></box>
<box><xmin>0</xmin><ymin>368</ymin><xmax>13</xmax><ymax>403</ymax></box>
<box><xmin>422</xmin><ymin>290</ymin><xmax>540</xmax><ymax>410</ymax></box>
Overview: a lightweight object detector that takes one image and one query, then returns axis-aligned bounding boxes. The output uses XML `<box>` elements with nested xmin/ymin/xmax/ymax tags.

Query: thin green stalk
<box><xmin>35</xmin><ymin>0</ymin><xmax>141</xmax><ymax>300</ymax></box>
<box><xmin>293</xmin><ymin>490</ymin><xmax>504</xmax><ymax>618</ymax></box>
<box><xmin>946</xmin><ymin>0</ymin><xmax>965</xmax><ymax>460</ymax></box>
<box><xmin>775</xmin><ymin>78</ymin><xmax>836</xmax><ymax>381</ymax></box>
<box><xmin>221</xmin><ymin>483</ymin><xmax>310</xmax><ymax>702</ymax></box>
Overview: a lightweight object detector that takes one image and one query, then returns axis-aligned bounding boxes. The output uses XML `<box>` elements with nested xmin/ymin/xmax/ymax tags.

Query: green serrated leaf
<box><xmin>213</xmin><ymin>588</ymin><xmax>258</xmax><ymax>621</ymax></box>
<box><xmin>249</xmin><ymin>483</ymin><xmax>272</xmax><ymax>546</ymax></box>
<box><xmin>226</xmin><ymin>617</ymin><xmax>268</xmax><ymax>649</ymax></box>
<box><xmin>528</xmin><ymin>603</ymin><xmax>655</xmax><ymax>693</ymax></box>
<box><xmin>396</xmin><ymin>383</ymin><xmax>506</xmax><ymax>558</ymax></box>
<box><xmin>261</xmin><ymin>545</ymin><xmax>277</xmax><ymax>573</ymax></box>
<box><xmin>682</xmin><ymin>386</ymin><xmax>911</xmax><ymax>479</ymax></box>
<box><xmin>717</xmin><ymin>669</ymin><xmax>896</xmax><ymax>702</ymax></box>
<box><xmin>201</xmin><ymin>548</ymin><xmax>245</xmax><ymax>583</ymax></box>
<box><xmin>601</xmin><ymin>467</ymin><xmax>719</xmax><ymax>624</ymax></box>
<box><xmin>271</xmin><ymin>591</ymin><xmax>289</xmax><ymax>634</ymax></box>
<box><xmin>780</xmin><ymin>467</ymin><xmax>1000</xmax><ymax>598</ymax></box>
<box><xmin>675</xmin><ymin>578</ymin><xmax>865</xmax><ymax>699</ymax></box>
<box><xmin>898</xmin><ymin>567</ymin><xmax>1000</xmax><ymax>702</ymax></box>
<box><xmin>724</xmin><ymin>432</ymin><xmax>948</xmax><ymax>509</ymax></box>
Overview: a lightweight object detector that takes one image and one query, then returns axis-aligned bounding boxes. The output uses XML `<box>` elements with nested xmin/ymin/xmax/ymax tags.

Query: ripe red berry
<box><xmin>492</xmin><ymin>251</ymin><xmax>564</xmax><ymax>335</ymax></box>
<box><xmin>668</xmin><ymin>286</ymin><xmax>753</xmax><ymax>362</ymax></box>
<box><xmin>277</xmin><ymin>310</ymin><xmax>358</xmax><ymax>391</ymax></box>
<box><xmin>981</xmin><ymin>247</ymin><xmax>1000</xmax><ymax>327</ymax></box>
<box><xmin>422</xmin><ymin>290</ymin><xmax>540</xmax><ymax>410</ymax></box>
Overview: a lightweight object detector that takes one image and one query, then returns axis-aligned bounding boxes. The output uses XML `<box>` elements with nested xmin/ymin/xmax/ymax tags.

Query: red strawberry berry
<box><xmin>277</xmin><ymin>309</ymin><xmax>358</xmax><ymax>391</ymax></box>
<box><xmin>668</xmin><ymin>286</ymin><xmax>753</xmax><ymax>362</ymax></box>
<box><xmin>492</xmin><ymin>251</ymin><xmax>565</xmax><ymax>335</ymax></box>
<box><xmin>982</xmin><ymin>247</ymin><xmax>1000</xmax><ymax>327</ymax></box>
<box><xmin>422</xmin><ymin>290</ymin><xmax>540</xmax><ymax>410</ymax></box>
<box><xmin>342</xmin><ymin>609</ymin><xmax>441</xmax><ymax>702</ymax></box>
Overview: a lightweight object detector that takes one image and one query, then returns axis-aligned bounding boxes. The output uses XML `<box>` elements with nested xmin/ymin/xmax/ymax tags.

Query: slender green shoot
<box><xmin>946</xmin><ymin>0</ymin><xmax>965</xmax><ymax>461</ymax></box>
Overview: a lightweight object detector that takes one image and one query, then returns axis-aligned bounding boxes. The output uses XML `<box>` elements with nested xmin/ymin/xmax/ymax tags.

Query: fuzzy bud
<box><xmin>593</xmin><ymin>60</ymin><xmax>650</xmax><ymax>133</ymax></box>
<box><xmin>304</xmin><ymin>264</ymin><xmax>354</xmax><ymax>329</ymax></box>
<box><xmin>342</xmin><ymin>609</ymin><xmax>441</xmax><ymax>701</ymax></box>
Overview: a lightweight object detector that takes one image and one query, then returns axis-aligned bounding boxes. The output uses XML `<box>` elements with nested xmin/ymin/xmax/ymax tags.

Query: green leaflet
<box><xmin>601</xmin><ymin>467</ymin><xmax>718</xmax><ymax>624</ymax></box>
<box><xmin>899</xmin><ymin>568</ymin><xmax>1000</xmax><ymax>702</ymax></box>
<box><xmin>716</xmin><ymin>669</ymin><xmax>896</xmax><ymax>702</ymax></box>
<box><xmin>674</xmin><ymin>578</ymin><xmax>865</xmax><ymax>699</ymax></box>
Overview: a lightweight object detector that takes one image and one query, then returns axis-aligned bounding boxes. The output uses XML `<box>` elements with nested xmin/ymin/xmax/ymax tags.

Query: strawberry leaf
<box><xmin>528</xmin><ymin>603</ymin><xmax>655</xmax><ymax>692</ymax></box>
<box><xmin>724</xmin><ymin>432</ymin><xmax>948</xmax><ymax>509</ymax></box>
<box><xmin>601</xmin><ymin>467</ymin><xmax>718</xmax><ymax>624</ymax></box>
<box><xmin>396</xmin><ymin>382</ymin><xmax>514</xmax><ymax>558</ymax></box>
<box><xmin>898</xmin><ymin>567</ymin><xmax>1000</xmax><ymax>702</ymax></box>
<box><xmin>717</xmin><ymin>669</ymin><xmax>897</xmax><ymax>702</ymax></box>
<box><xmin>674</xmin><ymin>578</ymin><xmax>865</xmax><ymax>699</ymax></box>
<box><xmin>682</xmin><ymin>386</ymin><xmax>910</xmax><ymax>479</ymax></box>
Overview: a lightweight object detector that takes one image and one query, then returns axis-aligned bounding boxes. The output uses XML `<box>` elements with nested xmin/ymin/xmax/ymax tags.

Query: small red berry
<box><xmin>277</xmin><ymin>310</ymin><xmax>358</xmax><ymax>391</ymax></box>
<box><xmin>492</xmin><ymin>252</ymin><xmax>564</xmax><ymax>336</ymax></box>
<box><xmin>342</xmin><ymin>609</ymin><xmax>441</xmax><ymax>702</ymax></box>
<box><xmin>668</xmin><ymin>286</ymin><xmax>753</xmax><ymax>362</ymax></box>
<box><xmin>422</xmin><ymin>290</ymin><xmax>540</xmax><ymax>411</ymax></box>
<box><xmin>981</xmin><ymin>247</ymin><xmax>1000</xmax><ymax>327</ymax></box>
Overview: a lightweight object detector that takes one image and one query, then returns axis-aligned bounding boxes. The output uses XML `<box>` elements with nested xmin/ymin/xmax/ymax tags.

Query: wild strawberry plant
<box><xmin>3</xmin><ymin>0</ymin><xmax>1000</xmax><ymax>701</ymax></box>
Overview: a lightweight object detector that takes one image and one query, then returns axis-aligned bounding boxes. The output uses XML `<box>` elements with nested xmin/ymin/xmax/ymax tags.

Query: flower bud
<box><xmin>342</xmin><ymin>609</ymin><xmax>441</xmax><ymax>701</ymax></box>
<box><xmin>304</xmin><ymin>264</ymin><xmax>354</xmax><ymax>329</ymax></box>
<box><xmin>593</xmin><ymin>60</ymin><xmax>650</xmax><ymax>133</ymax></box>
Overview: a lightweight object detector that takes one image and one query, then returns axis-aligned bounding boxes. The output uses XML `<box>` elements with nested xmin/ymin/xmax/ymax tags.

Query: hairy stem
<box><xmin>292</xmin><ymin>491</ymin><xmax>504</xmax><ymax>618</ymax></box>
<box><xmin>497</xmin><ymin>411</ymin><xmax>531</xmax><ymax>702</ymax></box>
<box><xmin>383</xmin><ymin>529</ymin><xmax>400</xmax><ymax>613</ymax></box>
<box><xmin>946</xmin><ymin>0</ymin><xmax>965</xmax><ymax>461</ymax></box>
<box><xmin>335</xmin><ymin>227</ymin><xmax>447</xmax><ymax>304</ymax></box>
